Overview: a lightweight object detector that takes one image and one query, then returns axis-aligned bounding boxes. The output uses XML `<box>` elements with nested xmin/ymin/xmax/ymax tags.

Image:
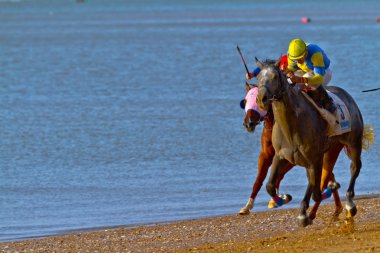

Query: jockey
<box><xmin>246</xmin><ymin>54</ymin><xmax>288</xmax><ymax>80</ymax></box>
<box><xmin>286</xmin><ymin>38</ymin><xmax>337</xmax><ymax>113</ymax></box>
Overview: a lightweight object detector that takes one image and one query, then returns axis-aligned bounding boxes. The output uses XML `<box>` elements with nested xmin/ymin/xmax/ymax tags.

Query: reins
<box><xmin>266</xmin><ymin>67</ymin><xmax>287</xmax><ymax>102</ymax></box>
<box><xmin>250</xmin><ymin>109</ymin><xmax>265</xmax><ymax>126</ymax></box>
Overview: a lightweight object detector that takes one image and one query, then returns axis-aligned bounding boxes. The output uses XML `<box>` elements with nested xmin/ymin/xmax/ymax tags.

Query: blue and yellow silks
<box><xmin>288</xmin><ymin>43</ymin><xmax>330</xmax><ymax>87</ymax></box>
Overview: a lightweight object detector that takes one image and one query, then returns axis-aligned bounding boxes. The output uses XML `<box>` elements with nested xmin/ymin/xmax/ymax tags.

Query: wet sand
<box><xmin>1</xmin><ymin>195</ymin><xmax>379</xmax><ymax>253</ymax></box>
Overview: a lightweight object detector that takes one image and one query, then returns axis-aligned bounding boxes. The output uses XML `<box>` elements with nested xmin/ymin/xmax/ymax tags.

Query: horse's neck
<box><xmin>272</xmin><ymin>85</ymin><xmax>324</xmax><ymax>138</ymax></box>
<box><xmin>272</xmin><ymin>88</ymin><xmax>299</xmax><ymax>135</ymax></box>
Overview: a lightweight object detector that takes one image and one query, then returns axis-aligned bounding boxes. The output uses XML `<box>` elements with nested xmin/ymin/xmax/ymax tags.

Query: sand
<box><xmin>1</xmin><ymin>195</ymin><xmax>379</xmax><ymax>253</ymax></box>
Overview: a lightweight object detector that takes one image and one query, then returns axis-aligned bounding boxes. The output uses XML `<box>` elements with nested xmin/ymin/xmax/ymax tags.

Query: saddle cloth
<box><xmin>302</xmin><ymin>90</ymin><xmax>351</xmax><ymax>137</ymax></box>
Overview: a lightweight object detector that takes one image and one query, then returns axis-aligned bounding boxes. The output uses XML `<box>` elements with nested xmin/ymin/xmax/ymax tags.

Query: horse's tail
<box><xmin>362</xmin><ymin>124</ymin><xmax>375</xmax><ymax>152</ymax></box>
<box><xmin>343</xmin><ymin>124</ymin><xmax>374</xmax><ymax>158</ymax></box>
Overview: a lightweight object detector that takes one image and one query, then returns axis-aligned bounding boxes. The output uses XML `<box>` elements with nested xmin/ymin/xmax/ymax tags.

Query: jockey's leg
<box><xmin>302</xmin><ymin>69</ymin><xmax>336</xmax><ymax>113</ymax></box>
<box><xmin>316</xmin><ymin>85</ymin><xmax>337</xmax><ymax>113</ymax></box>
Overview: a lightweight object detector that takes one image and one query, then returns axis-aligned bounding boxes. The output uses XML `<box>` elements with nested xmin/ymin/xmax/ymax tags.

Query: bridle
<box><xmin>248</xmin><ymin>109</ymin><xmax>265</xmax><ymax>126</ymax></box>
<box><xmin>241</xmin><ymin>85</ymin><xmax>268</xmax><ymax>127</ymax></box>
<box><xmin>259</xmin><ymin>66</ymin><xmax>288</xmax><ymax>102</ymax></box>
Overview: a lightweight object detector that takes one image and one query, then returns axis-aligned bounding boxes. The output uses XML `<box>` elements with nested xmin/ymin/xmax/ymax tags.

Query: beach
<box><xmin>1</xmin><ymin>195</ymin><xmax>379</xmax><ymax>252</ymax></box>
<box><xmin>1</xmin><ymin>0</ymin><xmax>380</xmax><ymax>244</ymax></box>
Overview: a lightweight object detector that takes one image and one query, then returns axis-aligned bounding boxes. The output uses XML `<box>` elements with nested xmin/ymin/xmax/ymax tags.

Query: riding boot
<box><xmin>313</xmin><ymin>85</ymin><xmax>337</xmax><ymax>113</ymax></box>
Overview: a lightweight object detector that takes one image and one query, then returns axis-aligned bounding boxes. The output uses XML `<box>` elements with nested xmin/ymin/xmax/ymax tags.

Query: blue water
<box><xmin>0</xmin><ymin>0</ymin><xmax>379</xmax><ymax>242</ymax></box>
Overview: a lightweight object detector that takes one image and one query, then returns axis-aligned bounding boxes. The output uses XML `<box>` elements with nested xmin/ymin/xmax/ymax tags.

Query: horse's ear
<box><xmin>255</xmin><ymin>56</ymin><xmax>263</xmax><ymax>69</ymax></box>
<box><xmin>245</xmin><ymin>82</ymin><xmax>251</xmax><ymax>92</ymax></box>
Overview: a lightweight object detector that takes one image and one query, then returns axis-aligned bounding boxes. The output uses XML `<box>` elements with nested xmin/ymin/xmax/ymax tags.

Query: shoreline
<box><xmin>1</xmin><ymin>194</ymin><xmax>379</xmax><ymax>252</ymax></box>
<box><xmin>6</xmin><ymin>193</ymin><xmax>379</xmax><ymax>243</ymax></box>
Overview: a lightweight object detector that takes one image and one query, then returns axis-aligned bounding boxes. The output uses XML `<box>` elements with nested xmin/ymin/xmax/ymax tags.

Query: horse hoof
<box><xmin>239</xmin><ymin>207</ymin><xmax>250</xmax><ymax>215</ymax></box>
<box><xmin>327</xmin><ymin>181</ymin><xmax>341</xmax><ymax>191</ymax></box>
<box><xmin>346</xmin><ymin>205</ymin><xmax>357</xmax><ymax>218</ymax></box>
<box><xmin>239</xmin><ymin>199</ymin><xmax>254</xmax><ymax>215</ymax></box>
<box><xmin>333</xmin><ymin>206</ymin><xmax>343</xmax><ymax>218</ymax></box>
<box><xmin>281</xmin><ymin>194</ymin><xmax>292</xmax><ymax>205</ymax></box>
<box><xmin>297</xmin><ymin>215</ymin><xmax>313</xmax><ymax>227</ymax></box>
<box><xmin>268</xmin><ymin>194</ymin><xmax>292</xmax><ymax>209</ymax></box>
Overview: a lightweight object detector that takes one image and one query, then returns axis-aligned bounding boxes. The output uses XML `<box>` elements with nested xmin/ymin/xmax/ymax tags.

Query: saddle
<box><xmin>301</xmin><ymin>91</ymin><xmax>351</xmax><ymax>137</ymax></box>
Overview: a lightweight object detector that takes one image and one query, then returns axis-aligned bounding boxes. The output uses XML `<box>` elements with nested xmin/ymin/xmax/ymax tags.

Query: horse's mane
<box><xmin>258</xmin><ymin>58</ymin><xmax>304</xmax><ymax>108</ymax></box>
<box><xmin>260</xmin><ymin>59</ymin><xmax>278</xmax><ymax>68</ymax></box>
<box><xmin>259</xmin><ymin>58</ymin><xmax>286</xmax><ymax>83</ymax></box>
<box><xmin>259</xmin><ymin>58</ymin><xmax>283</xmax><ymax>78</ymax></box>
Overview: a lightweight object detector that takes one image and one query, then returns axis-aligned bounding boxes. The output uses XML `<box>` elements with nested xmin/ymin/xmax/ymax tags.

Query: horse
<box><xmin>255</xmin><ymin>58</ymin><xmax>374</xmax><ymax>226</ymax></box>
<box><xmin>239</xmin><ymin>81</ymin><xmax>343</xmax><ymax>219</ymax></box>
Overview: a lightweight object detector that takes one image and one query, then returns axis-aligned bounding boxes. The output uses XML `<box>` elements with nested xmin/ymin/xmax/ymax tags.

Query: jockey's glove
<box><xmin>290</xmin><ymin>75</ymin><xmax>308</xmax><ymax>84</ymax></box>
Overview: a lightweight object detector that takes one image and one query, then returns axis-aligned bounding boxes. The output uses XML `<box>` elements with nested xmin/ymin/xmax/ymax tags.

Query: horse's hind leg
<box><xmin>331</xmin><ymin>173</ymin><xmax>343</xmax><ymax>217</ymax></box>
<box><xmin>346</xmin><ymin>145</ymin><xmax>362</xmax><ymax>218</ymax></box>
<box><xmin>309</xmin><ymin>143</ymin><xmax>344</xmax><ymax>220</ymax></box>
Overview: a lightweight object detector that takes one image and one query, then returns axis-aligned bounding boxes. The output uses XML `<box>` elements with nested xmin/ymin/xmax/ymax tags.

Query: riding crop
<box><xmin>236</xmin><ymin>45</ymin><xmax>250</xmax><ymax>75</ymax></box>
<box><xmin>362</xmin><ymin>87</ymin><xmax>380</xmax><ymax>92</ymax></box>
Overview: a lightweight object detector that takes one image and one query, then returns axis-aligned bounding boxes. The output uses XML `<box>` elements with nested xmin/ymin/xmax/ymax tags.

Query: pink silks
<box><xmin>245</xmin><ymin>87</ymin><xmax>267</xmax><ymax>117</ymax></box>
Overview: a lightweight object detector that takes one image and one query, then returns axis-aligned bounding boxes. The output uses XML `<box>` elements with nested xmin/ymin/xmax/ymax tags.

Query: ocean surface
<box><xmin>0</xmin><ymin>0</ymin><xmax>379</xmax><ymax>242</ymax></box>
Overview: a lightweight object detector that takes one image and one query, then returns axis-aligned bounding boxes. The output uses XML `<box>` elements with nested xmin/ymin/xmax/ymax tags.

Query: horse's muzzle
<box><xmin>243</xmin><ymin>109</ymin><xmax>261</xmax><ymax>133</ymax></box>
<box><xmin>243</xmin><ymin>120</ymin><xmax>254</xmax><ymax>130</ymax></box>
<box><xmin>243</xmin><ymin>122</ymin><xmax>256</xmax><ymax>133</ymax></box>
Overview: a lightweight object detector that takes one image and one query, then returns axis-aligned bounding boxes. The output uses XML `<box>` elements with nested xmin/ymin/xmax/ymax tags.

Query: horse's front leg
<box><xmin>266</xmin><ymin>155</ymin><xmax>291</xmax><ymax>207</ymax></box>
<box><xmin>239</xmin><ymin>149</ymin><xmax>273</xmax><ymax>214</ymax></box>
<box><xmin>298</xmin><ymin>161</ymin><xmax>322</xmax><ymax>227</ymax></box>
<box><xmin>240</xmin><ymin>128</ymin><xmax>275</xmax><ymax>215</ymax></box>
<box><xmin>267</xmin><ymin>163</ymin><xmax>294</xmax><ymax>209</ymax></box>
<box><xmin>309</xmin><ymin>160</ymin><xmax>323</xmax><ymax>204</ymax></box>
<box><xmin>298</xmin><ymin>183</ymin><xmax>313</xmax><ymax>227</ymax></box>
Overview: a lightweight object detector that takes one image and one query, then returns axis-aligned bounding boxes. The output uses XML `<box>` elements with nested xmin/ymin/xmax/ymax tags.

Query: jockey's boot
<box><xmin>315</xmin><ymin>85</ymin><xmax>337</xmax><ymax>113</ymax></box>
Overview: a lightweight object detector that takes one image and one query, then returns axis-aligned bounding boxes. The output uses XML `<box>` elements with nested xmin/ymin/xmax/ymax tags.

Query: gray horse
<box><xmin>255</xmin><ymin>58</ymin><xmax>374</xmax><ymax>226</ymax></box>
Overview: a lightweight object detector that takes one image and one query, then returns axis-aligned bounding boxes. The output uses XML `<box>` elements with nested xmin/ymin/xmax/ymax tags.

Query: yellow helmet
<box><xmin>288</xmin><ymin>39</ymin><xmax>306</xmax><ymax>60</ymax></box>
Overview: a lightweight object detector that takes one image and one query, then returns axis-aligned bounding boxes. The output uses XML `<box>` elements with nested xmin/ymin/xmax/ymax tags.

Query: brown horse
<box><xmin>239</xmin><ymin>82</ymin><xmax>342</xmax><ymax>219</ymax></box>
<box><xmin>255</xmin><ymin>58</ymin><xmax>374</xmax><ymax>226</ymax></box>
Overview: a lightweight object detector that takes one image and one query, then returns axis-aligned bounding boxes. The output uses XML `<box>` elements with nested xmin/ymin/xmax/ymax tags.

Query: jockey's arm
<box><xmin>287</xmin><ymin>57</ymin><xmax>298</xmax><ymax>73</ymax></box>
<box><xmin>246</xmin><ymin>67</ymin><xmax>261</xmax><ymax>80</ymax></box>
<box><xmin>306</xmin><ymin>52</ymin><xmax>326</xmax><ymax>87</ymax></box>
<box><xmin>305</xmin><ymin>73</ymin><xmax>324</xmax><ymax>87</ymax></box>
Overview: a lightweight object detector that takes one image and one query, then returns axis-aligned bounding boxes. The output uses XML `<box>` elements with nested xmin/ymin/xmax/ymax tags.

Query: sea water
<box><xmin>0</xmin><ymin>0</ymin><xmax>379</xmax><ymax>241</ymax></box>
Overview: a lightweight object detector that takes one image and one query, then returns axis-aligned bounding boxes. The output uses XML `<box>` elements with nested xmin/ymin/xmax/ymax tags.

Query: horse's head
<box><xmin>240</xmin><ymin>82</ymin><xmax>267</xmax><ymax>133</ymax></box>
<box><xmin>255</xmin><ymin>57</ymin><xmax>285</xmax><ymax>111</ymax></box>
